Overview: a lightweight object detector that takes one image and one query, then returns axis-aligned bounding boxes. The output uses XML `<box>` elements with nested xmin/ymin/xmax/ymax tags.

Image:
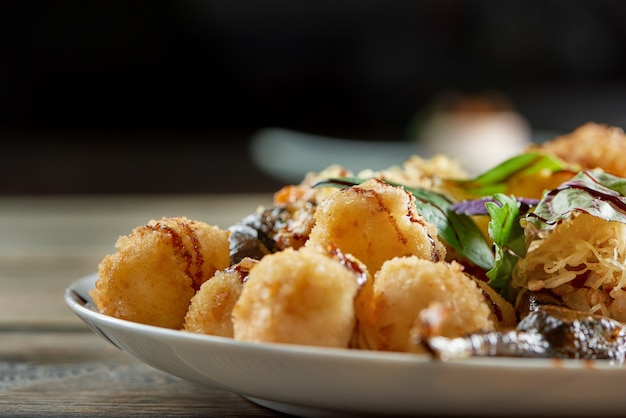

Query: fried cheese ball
<box><xmin>472</xmin><ymin>278</ymin><xmax>517</xmax><ymax>329</ymax></box>
<box><xmin>350</xmin><ymin>258</ymin><xmax>377</xmax><ymax>350</ymax></box>
<box><xmin>91</xmin><ymin>216</ymin><xmax>230</xmax><ymax>329</ymax></box>
<box><xmin>528</xmin><ymin>122</ymin><xmax>626</xmax><ymax>177</ymax></box>
<box><xmin>232</xmin><ymin>246</ymin><xmax>362</xmax><ymax>348</ymax></box>
<box><xmin>183</xmin><ymin>258</ymin><xmax>257</xmax><ymax>337</ymax></box>
<box><xmin>360</xmin><ymin>257</ymin><xmax>496</xmax><ymax>353</ymax></box>
<box><xmin>305</xmin><ymin>178</ymin><xmax>447</xmax><ymax>275</ymax></box>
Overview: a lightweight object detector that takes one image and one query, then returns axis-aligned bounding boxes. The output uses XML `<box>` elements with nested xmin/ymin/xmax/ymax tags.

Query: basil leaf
<box><xmin>312</xmin><ymin>177</ymin><xmax>367</xmax><ymax>189</ymax></box>
<box><xmin>485</xmin><ymin>194</ymin><xmax>528</xmax><ymax>294</ymax></box>
<box><xmin>313</xmin><ymin>178</ymin><xmax>495</xmax><ymax>270</ymax></box>
<box><xmin>405</xmin><ymin>186</ymin><xmax>494</xmax><ymax>270</ymax></box>
<box><xmin>447</xmin><ymin>152</ymin><xmax>572</xmax><ymax>197</ymax></box>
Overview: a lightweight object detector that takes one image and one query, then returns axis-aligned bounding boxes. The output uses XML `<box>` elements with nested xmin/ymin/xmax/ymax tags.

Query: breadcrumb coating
<box><xmin>529</xmin><ymin>122</ymin><xmax>626</xmax><ymax>176</ymax></box>
<box><xmin>305</xmin><ymin>178</ymin><xmax>446</xmax><ymax>275</ymax></box>
<box><xmin>363</xmin><ymin>257</ymin><xmax>495</xmax><ymax>353</ymax></box>
<box><xmin>184</xmin><ymin>258</ymin><xmax>258</xmax><ymax>337</ymax></box>
<box><xmin>232</xmin><ymin>247</ymin><xmax>360</xmax><ymax>348</ymax></box>
<box><xmin>90</xmin><ymin>216</ymin><xmax>230</xmax><ymax>329</ymax></box>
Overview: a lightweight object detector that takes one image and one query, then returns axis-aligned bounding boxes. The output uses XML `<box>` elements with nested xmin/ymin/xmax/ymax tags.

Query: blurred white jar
<box><xmin>415</xmin><ymin>91</ymin><xmax>532</xmax><ymax>176</ymax></box>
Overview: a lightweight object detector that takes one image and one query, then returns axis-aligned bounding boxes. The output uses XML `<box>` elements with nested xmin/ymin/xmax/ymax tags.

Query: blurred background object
<box><xmin>250</xmin><ymin>127</ymin><xmax>421</xmax><ymax>183</ymax></box>
<box><xmin>413</xmin><ymin>90</ymin><xmax>531</xmax><ymax>175</ymax></box>
<box><xmin>1</xmin><ymin>0</ymin><xmax>626</xmax><ymax>193</ymax></box>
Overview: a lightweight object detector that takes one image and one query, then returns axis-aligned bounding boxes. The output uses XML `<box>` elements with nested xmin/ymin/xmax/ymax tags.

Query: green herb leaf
<box><xmin>447</xmin><ymin>152</ymin><xmax>572</xmax><ymax>197</ymax></box>
<box><xmin>485</xmin><ymin>194</ymin><xmax>528</xmax><ymax>294</ymax></box>
<box><xmin>313</xmin><ymin>178</ymin><xmax>495</xmax><ymax>271</ymax></box>
<box><xmin>405</xmin><ymin>186</ymin><xmax>494</xmax><ymax>271</ymax></box>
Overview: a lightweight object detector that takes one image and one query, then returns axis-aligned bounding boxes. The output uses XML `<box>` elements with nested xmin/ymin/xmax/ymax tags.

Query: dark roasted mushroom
<box><xmin>228</xmin><ymin>210</ymin><xmax>277</xmax><ymax>264</ymax></box>
<box><xmin>228</xmin><ymin>201</ymin><xmax>316</xmax><ymax>264</ymax></box>
<box><xmin>422</xmin><ymin>304</ymin><xmax>626</xmax><ymax>365</ymax></box>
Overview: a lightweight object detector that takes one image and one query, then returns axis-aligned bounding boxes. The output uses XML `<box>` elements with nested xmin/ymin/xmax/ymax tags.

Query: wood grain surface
<box><xmin>0</xmin><ymin>194</ymin><xmax>288</xmax><ymax>417</ymax></box>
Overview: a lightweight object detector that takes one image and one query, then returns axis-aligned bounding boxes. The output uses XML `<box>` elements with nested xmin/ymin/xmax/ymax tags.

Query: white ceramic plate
<box><xmin>66</xmin><ymin>274</ymin><xmax>626</xmax><ymax>417</ymax></box>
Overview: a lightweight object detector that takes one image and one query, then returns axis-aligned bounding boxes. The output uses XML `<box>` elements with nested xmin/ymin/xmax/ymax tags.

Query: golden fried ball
<box><xmin>366</xmin><ymin>256</ymin><xmax>495</xmax><ymax>353</ymax></box>
<box><xmin>472</xmin><ymin>277</ymin><xmax>517</xmax><ymax>329</ymax></box>
<box><xmin>183</xmin><ymin>258</ymin><xmax>257</xmax><ymax>337</ymax></box>
<box><xmin>232</xmin><ymin>246</ymin><xmax>360</xmax><ymax>348</ymax></box>
<box><xmin>351</xmin><ymin>259</ymin><xmax>377</xmax><ymax>350</ymax></box>
<box><xmin>305</xmin><ymin>178</ymin><xmax>446</xmax><ymax>275</ymax></box>
<box><xmin>90</xmin><ymin>216</ymin><xmax>230</xmax><ymax>329</ymax></box>
<box><xmin>529</xmin><ymin>122</ymin><xmax>626</xmax><ymax>177</ymax></box>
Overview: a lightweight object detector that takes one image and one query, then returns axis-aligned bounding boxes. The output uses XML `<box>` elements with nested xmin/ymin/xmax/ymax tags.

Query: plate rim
<box><xmin>64</xmin><ymin>273</ymin><xmax>626</xmax><ymax>417</ymax></box>
<box><xmin>65</xmin><ymin>273</ymin><xmax>626</xmax><ymax>370</ymax></box>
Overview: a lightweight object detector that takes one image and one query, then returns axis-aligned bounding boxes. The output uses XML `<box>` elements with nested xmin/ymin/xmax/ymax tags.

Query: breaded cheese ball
<box><xmin>305</xmin><ymin>178</ymin><xmax>447</xmax><ymax>275</ymax></box>
<box><xmin>351</xmin><ymin>258</ymin><xmax>377</xmax><ymax>350</ymax></box>
<box><xmin>232</xmin><ymin>246</ymin><xmax>360</xmax><ymax>348</ymax></box>
<box><xmin>183</xmin><ymin>258</ymin><xmax>258</xmax><ymax>337</ymax></box>
<box><xmin>529</xmin><ymin>122</ymin><xmax>626</xmax><ymax>176</ymax></box>
<box><xmin>365</xmin><ymin>256</ymin><xmax>495</xmax><ymax>353</ymax></box>
<box><xmin>472</xmin><ymin>278</ymin><xmax>517</xmax><ymax>329</ymax></box>
<box><xmin>90</xmin><ymin>216</ymin><xmax>230</xmax><ymax>329</ymax></box>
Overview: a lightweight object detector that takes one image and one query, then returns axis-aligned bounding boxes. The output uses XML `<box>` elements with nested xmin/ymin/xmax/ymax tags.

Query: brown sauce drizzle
<box><xmin>403</xmin><ymin>188</ymin><xmax>441</xmax><ymax>262</ymax></box>
<box><xmin>351</xmin><ymin>181</ymin><xmax>441</xmax><ymax>263</ymax></box>
<box><xmin>225</xmin><ymin>257</ymin><xmax>258</xmax><ymax>284</ymax></box>
<box><xmin>326</xmin><ymin>244</ymin><xmax>368</xmax><ymax>287</ymax></box>
<box><xmin>146</xmin><ymin>219</ymin><xmax>206</xmax><ymax>291</ymax></box>
<box><xmin>479</xmin><ymin>286</ymin><xmax>504</xmax><ymax>323</ymax></box>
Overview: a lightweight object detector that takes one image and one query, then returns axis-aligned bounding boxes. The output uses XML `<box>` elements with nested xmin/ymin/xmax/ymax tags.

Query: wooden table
<box><xmin>4</xmin><ymin>194</ymin><xmax>623</xmax><ymax>418</ymax></box>
<box><xmin>0</xmin><ymin>194</ymin><xmax>292</xmax><ymax>417</ymax></box>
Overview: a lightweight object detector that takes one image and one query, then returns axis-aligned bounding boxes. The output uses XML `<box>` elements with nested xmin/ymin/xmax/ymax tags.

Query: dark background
<box><xmin>2</xmin><ymin>0</ymin><xmax>626</xmax><ymax>194</ymax></box>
